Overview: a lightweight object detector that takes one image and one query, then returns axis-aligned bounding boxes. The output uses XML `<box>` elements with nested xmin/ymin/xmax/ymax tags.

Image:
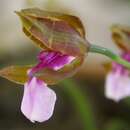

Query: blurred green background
<box><xmin>0</xmin><ymin>0</ymin><xmax>130</xmax><ymax>130</ymax></box>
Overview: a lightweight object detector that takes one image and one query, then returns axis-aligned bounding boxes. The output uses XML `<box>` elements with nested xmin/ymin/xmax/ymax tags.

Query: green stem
<box><xmin>60</xmin><ymin>79</ymin><xmax>97</xmax><ymax>130</ymax></box>
<box><xmin>89</xmin><ymin>44</ymin><xmax>130</xmax><ymax>68</ymax></box>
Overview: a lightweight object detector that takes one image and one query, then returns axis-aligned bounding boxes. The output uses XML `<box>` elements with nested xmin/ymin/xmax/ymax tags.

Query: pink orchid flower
<box><xmin>12</xmin><ymin>8</ymin><xmax>86</xmax><ymax>122</ymax></box>
<box><xmin>0</xmin><ymin>8</ymin><xmax>88</xmax><ymax>123</ymax></box>
<box><xmin>105</xmin><ymin>24</ymin><xmax>130</xmax><ymax>102</ymax></box>
<box><xmin>105</xmin><ymin>53</ymin><xmax>130</xmax><ymax>102</ymax></box>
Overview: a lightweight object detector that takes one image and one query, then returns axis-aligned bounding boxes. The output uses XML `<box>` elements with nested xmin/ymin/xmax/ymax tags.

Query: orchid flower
<box><xmin>0</xmin><ymin>8</ymin><xmax>87</xmax><ymax>123</ymax></box>
<box><xmin>0</xmin><ymin>8</ymin><xmax>130</xmax><ymax>123</ymax></box>
<box><xmin>105</xmin><ymin>24</ymin><xmax>130</xmax><ymax>102</ymax></box>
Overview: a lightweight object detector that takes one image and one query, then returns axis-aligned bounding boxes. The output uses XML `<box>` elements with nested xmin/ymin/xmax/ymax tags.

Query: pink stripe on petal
<box><xmin>21</xmin><ymin>77</ymin><xmax>56</xmax><ymax>122</ymax></box>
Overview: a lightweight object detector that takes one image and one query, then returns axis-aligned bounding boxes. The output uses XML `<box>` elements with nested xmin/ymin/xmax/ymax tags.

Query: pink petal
<box><xmin>21</xmin><ymin>77</ymin><xmax>56</xmax><ymax>122</ymax></box>
<box><xmin>105</xmin><ymin>72</ymin><xmax>130</xmax><ymax>102</ymax></box>
<box><xmin>29</xmin><ymin>51</ymin><xmax>75</xmax><ymax>76</ymax></box>
<box><xmin>48</xmin><ymin>55</ymin><xmax>75</xmax><ymax>70</ymax></box>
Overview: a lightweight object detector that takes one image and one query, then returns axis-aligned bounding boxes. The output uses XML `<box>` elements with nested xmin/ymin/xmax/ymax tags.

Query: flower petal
<box><xmin>21</xmin><ymin>77</ymin><xmax>56</xmax><ymax>122</ymax></box>
<box><xmin>17</xmin><ymin>8</ymin><xmax>88</xmax><ymax>57</ymax></box>
<box><xmin>47</xmin><ymin>53</ymin><xmax>75</xmax><ymax>71</ymax></box>
<box><xmin>38</xmin><ymin>51</ymin><xmax>75</xmax><ymax>70</ymax></box>
<box><xmin>29</xmin><ymin>51</ymin><xmax>75</xmax><ymax>76</ymax></box>
<box><xmin>105</xmin><ymin>72</ymin><xmax>130</xmax><ymax>102</ymax></box>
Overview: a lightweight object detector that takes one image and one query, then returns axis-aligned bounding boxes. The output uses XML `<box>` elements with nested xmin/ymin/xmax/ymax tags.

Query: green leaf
<box><xmin>60</xmin><ymin>79</ymin><xmax>97</xmax><ymax>130</ymax></box>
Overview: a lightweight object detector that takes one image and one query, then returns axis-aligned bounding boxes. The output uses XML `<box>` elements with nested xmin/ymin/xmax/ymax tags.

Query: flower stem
<box><xmin>60</xmin><ymin>79</ymin><xmax>97</xmax><ymax>130</ymax></box>
<box><xmin>89</xmin><ymin>44</ymin><xmax>130</xmax><ymax>68</ymax></box>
